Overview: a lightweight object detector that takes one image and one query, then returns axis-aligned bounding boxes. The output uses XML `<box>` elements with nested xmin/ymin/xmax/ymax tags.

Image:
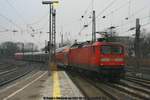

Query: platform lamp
<box><xmin>42</xmin><ymin>0</ymin><xmax>59</xmax><ymax>75</ymax></box>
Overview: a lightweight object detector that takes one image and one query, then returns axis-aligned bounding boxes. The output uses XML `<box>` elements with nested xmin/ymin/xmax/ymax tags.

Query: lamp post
<box><xmin>42</xmin><ymin>1</ymin><xmax>58</xmax><ymax>63</ymax></box>
<box><xmin>42</xmin><ymin>1</ymin><xmax>58</xmax><ymax>75</ymax></box>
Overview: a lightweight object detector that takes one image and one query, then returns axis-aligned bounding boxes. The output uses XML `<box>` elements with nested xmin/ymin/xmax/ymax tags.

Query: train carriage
<box><xmin>14</xmin><ymin>40</ymin><xmax>126</xmax><ymax>81</ymax></box>
<box><xmin>15</xmin><ymin>52</ymin><xmax>48</xmax><ymax>63</ymax></box>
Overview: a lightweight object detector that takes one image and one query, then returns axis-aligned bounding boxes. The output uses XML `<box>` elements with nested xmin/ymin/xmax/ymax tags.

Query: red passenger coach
<box><xmin>14</xmin><ymin>53</ymin><xmax>23</xmax><ymax>60</ymax></box>
<box><xmin>55</xmin><ymin>46</ymin><xmax>70</xmax><ymax>67</ymax></box>
<box><xmin>55</xmin><ymin>40</ymin><xmax>126</xmax><ymax>80</ymax></box>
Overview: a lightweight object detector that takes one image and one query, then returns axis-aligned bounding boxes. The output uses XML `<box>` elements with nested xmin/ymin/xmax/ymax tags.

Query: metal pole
<box><xmin>135</xmin><ymin>18</ymin><xmax>140</xmax><ymax>73</ymax></box>
<box><xmin>61</xmin><ymin>33</ymin><xmax>63</xmax><ymax>46</ymax></box>
<box><xmin>51</xmin><ymin>6</ymin><xmax>54</xmax><ymax>62</ymax></box>
<box><xmin>92</xmin><ymin>10</ymin><xmax>96</xmax><ymax>42</ymax></box>
<box><xmin>135</xmin><ymin>18</ymin><xmax>140</xmax><ymax>58</ymax></box>
<box><xmin>48</xmin><ymin>4</ymin><xmax>52</xmax><ymax>75</ymax></box>
<box><xmin>49</xmin><ymin>4</ymin><xmax>52</xmax><ymax>62</ymax></box>
<box><xmin>54</xmin><ymin>9</ymin><xmax>56</xmax><ymax>62</ymax></box>
<box><xmin>31</xmin><ymin>43</ymin><xmax>33</xmax><ymax>61</ymax></box>
<box><xmin>42</xmin><ymin>0</ymin><xmax>59</xmax><ymax>75</ymax></box>
<box><xmin>22</xmin><ymin>43</ymin><xmax>24</xmax><ymax>56</ymax></box>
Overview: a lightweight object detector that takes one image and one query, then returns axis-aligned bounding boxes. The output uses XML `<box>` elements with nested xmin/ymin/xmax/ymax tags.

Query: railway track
<box><xmin>67</xmin><ymin>71</ymin><xmax>138</xmax><ymax>100</ymax></box>
<box><xmin>67</xmin><ymin>71</ymin><xmax>110</xmax><ymax>99</ymax></box>
<box><xmin>126</xmin><ymin>76</ymin><xmax>150</xmax><ymax>84</ymax></box>
<box><xmin>0</xmin><ymin>60</ymin><xmax>29</xmax><ymax>73</ymax></box>
<box><xmin>0</xmin><ymin>63</ymin><xmax>34</xmax><ymax>86</ymax></box>
<box><xmin>84</xmin><ymin>78</ymin><xmax>137</xmax><ymax>100</ymax></box>
<box><xmin>107</xmin><ymin>82</ymin><xmax>150</xmax><ymax>100</ymax></box>
<box><xmin>0</xmin><ymin>68</ymin><xmax>18</xmax><ymax>75</ymax></box>
<box><xmin>0</xmin><ymin>64</ymin><xmax>13</xmax><ymax>71</ymax></box>
<box><xmin>125</xmin><ymin>76</ymin><xmax>150</xmax><ymax>88</ymax></box>
<box><xmin>66</xmin><ymin>70</ymin><xmax>150</xmax><ymax>100</ymax></box>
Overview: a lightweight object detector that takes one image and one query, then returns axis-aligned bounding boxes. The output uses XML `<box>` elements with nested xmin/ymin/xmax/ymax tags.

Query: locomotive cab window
<box><xmin>101</xmin><ymin>45</ymin><xmax>123</xmax><ymax>54</ymax></box>
<box><xmin>112</xmin><ymin>46</ymin><xmax>123</xmax><ymax>54</ymax></box>
<box><xmin>101</xmin><ymin>46</ymin><xmax>111</xmax><ymax>54</ymax></box>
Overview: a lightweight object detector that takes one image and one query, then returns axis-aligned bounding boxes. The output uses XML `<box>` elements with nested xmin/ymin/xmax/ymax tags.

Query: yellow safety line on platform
<box><xmin>51</xmin><ymin>63</ymin><xmax>61</xmax><ymax>98</ymax></box>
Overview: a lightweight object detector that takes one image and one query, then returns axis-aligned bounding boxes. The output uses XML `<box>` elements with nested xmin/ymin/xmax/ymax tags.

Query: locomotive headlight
<box><xmin>115</xmin><ymin>58</ymin><xmax>123</xmax><ymax>61</ymax></box>
<box><xmin>101</xmin><ymin>58</ymin><xmax>110</xmax><ymax>62</ymax></box>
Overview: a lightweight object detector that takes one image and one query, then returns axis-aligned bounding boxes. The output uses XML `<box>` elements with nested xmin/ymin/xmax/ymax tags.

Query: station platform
<box><xmin>40</xmin><ymin>64</ymin><xmax>84</xmax><ymax>99</ymax></box>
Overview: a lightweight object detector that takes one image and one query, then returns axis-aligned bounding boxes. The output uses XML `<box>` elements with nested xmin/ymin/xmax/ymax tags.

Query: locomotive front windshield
<box><xmin>101</xmin><ymin>45</ymin><xmax>123</xmax><ymax>54</ymax></box>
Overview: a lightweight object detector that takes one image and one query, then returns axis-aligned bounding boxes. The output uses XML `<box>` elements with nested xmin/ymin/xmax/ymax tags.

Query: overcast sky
<box><xmin>0</xmin><ymin>0</ymin><xmax>150</xmax><ymax>49</ymax></box>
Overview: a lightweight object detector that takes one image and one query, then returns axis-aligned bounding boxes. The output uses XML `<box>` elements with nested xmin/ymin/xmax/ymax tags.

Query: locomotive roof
<box><xmin>93</xmin><ymin>41</ymin><xmax>123</xmax><ymax>46</ymax></box>
<box><xmin>70</xmin><ymin>41</ymin><xmax>123</xmax><ymax>49</ymax></box>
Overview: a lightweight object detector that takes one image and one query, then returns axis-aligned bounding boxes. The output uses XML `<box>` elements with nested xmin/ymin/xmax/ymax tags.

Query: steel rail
<box><xmin>0</xmin><ymin>66</ymin><xmax>33</xmax><ymax>86</ymax></box>
<box><xmin>107</xmin><ymin>82</ymin><xmax>150</xmax><ymax>100</ymax></box>
<box><xmin>124</xmin><ymin>78</ymin><xmax>150</xmax><ymax>88</ymax></box>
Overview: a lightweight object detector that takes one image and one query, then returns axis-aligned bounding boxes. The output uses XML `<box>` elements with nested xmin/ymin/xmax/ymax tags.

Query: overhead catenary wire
<box><xmin>0</xmin><ymin>13</ymin><xmax>23</xmax><ymax>31</ymax></box>
<box><xmin>141</xmin><ymin>22</ymin><xmax>150</xmax><ymax>27</ymax></box>
<box><xmin>5</xmin><ymin>0</ymin><xmax>27</xmax><ymax>25</ymax></box>
<box><xmin>102</xmin><ymin>1</ymin><xmax>150</xmax><ymax>31</ymax></box>
<box><xmin>0</xmin><ymin>24</ymin><xmax>8</xmax><ymax>30</ymax></box>
<box><xmin>0</xmin><ymin>0</ymin><xmax>47</xmax><ymax>46</ymax></box>
<box><xmin>0</xmin><ymin>25</ymin><xmax>17</xmax><ymax>33</ymax></box>
<box><xmin>100</xmin><ymin>0</ymin><xmax>129</xmax><ymax>19</ymax></box>
<box><xmin>81</xmin><ymin>0</ymin><xmax>93</xmax><ymax>19</ymax></box>
<box><xmin>114</xmin><ymin>20</ymin><xmax>150</xmax><ymax>35</ymax></box>
<box><xmin>80</xmin><ymin>0</ymin><xmax>150</xmax><ymax>35</ymax></box>
<box><xmin>78</xmin><ymin>0</ymin><xmax>118</xmax><ymax>34</ymax></box>
<box><xmin>28</xmin><ymin>12</ymin><xmax>49</xmax><ymax>25</ymax></box>
<box><xmin>124</xmin><ymin>25</ymin><xmax>148</xmax><ymax>35</ymax></box>
<box><xmin>30</xmin><ymin>17</ymin><xmax>49</xmax><ymax>30</ymax></box>
<box><xmin>78</xmin><ymin>0</ymin><xmax>94</xmax><ymax>35</ymax></box>
<box><xmin>5</xmin><ymin>0</ymin><xmax>50</xmax><ymax>36</ymax></box>
<box><xmin>0</xmin><ymin>29</ymin><xmax>9</xmax><ymax>33</ymax></box>
<box><xmin>129</xmin><ymin>6</ymin><xmax>149</xmax><ymax>19</ymax></box>
<box><xmin>101</xmin><ymin>1</ymin><xmax>150</xmax><ymax>32</ymax></box>
<box><xmin>96</xmin><ymin>0</ymin><xmax>118</xmax><ymax>19</ymax></box>
<box><xmin>99</xmin><ymin>0</ymin><xmax>149</xmax><ymax>27</ymax></box>
<box><xmin>111</xmin><ymin>15</ymin><xmax>150</xmax><ymax>32</ymax></box>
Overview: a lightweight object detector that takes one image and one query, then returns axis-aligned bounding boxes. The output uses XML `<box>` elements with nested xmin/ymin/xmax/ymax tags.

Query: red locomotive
<box><xmin>55</xmin><ymin>40</ymin><xmax>126</xmax><ymax>80</ymax></box>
